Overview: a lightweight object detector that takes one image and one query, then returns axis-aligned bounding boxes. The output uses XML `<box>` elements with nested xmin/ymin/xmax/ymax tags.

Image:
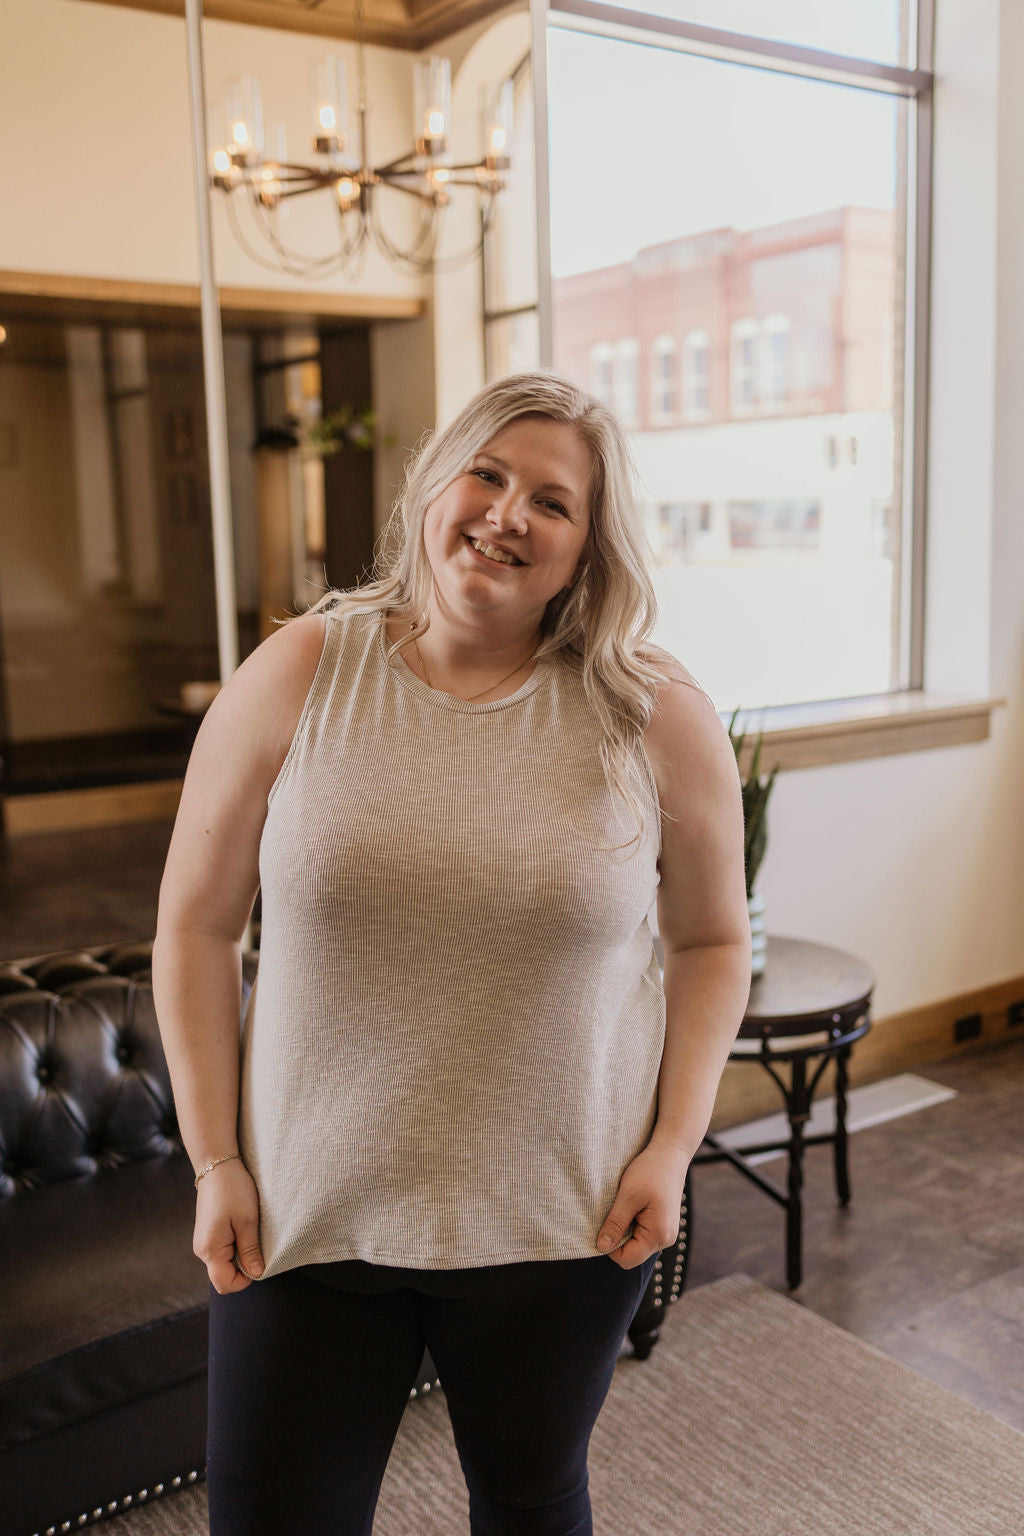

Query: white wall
<box><xmin>0</xmin><ymin>0</ymin><xmax>427</xmax><ymax>302</ymax></box>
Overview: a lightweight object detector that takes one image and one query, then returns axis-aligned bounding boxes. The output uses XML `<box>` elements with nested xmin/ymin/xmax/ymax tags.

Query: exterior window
<box><xmin>651</xmin><ymin>335</ymin><xmax>677</xmax><ymax>417</ymax></box>
<box><xmin>613</xmin><ymin>339</ymin><xmax>639</xmax><ymax>422</ymax></box>
<box><xmin>657</xmin><ymin>501</ymin><xmax>712</xmax><ymax>560</ymax></box>
<box><xmin>682</xmin><ymin>329</ymin><xmax>710</xmax><ymax>416</ymax></box>
<box><xmin>731</xmin><ymin>320</ymin><xmax>759</xmax><ymax>411</ymax></box>
<box><xmin>589</xmin><ymin>343</ymin><xmax>613</xmax><ymax>404</ymax></box>
<box><xmin>728</xmin><ymin>500</ymin><xmax>821</xmax><ymax>551</ymax></box>
<box><xmin>761</xmin><ymin>314</ymin><xmax>790</xmax><ymax>405</ymax></box>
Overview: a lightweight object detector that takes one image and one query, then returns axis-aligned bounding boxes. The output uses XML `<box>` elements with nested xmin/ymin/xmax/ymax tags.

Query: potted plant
<box><xmin>727</xmin><ymin>707</ymin><xmax>780</xmax><ymax>977</ymax></box>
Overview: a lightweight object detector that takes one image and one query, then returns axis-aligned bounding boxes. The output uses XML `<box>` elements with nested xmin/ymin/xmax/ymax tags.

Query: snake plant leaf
<box><xmin>726</xmin><ymin>705</ymin><xmax>779</xmax><ymax>895</ymax></box>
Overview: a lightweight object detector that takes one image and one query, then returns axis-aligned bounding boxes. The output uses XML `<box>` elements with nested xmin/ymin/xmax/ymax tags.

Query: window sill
<box><xmin>724</xmin><ymin>691</ymin><xmax>1005</xmax><ymax>771</ymax></box>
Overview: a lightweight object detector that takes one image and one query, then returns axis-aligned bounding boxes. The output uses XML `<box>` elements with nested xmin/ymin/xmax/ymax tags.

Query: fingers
<box><xmin>208</xmin><ymin>1254</ymin><xmax>253</xmax><ymax>1294</ymax></box>
<box><xmin>193</xmin><ymin>1161</ymin><xmax>265</xmax><ymax>1295</ymax></box>
<box><xmin>233</xmin><ymin>1218</ymin><xmax>265</xmax><ymax>1280</ymax></box>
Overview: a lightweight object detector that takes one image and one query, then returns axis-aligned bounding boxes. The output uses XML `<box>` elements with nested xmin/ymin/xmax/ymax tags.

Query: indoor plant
<box><xmin>727</xmin><ymin>706</ymin><xmax>780</xmax><ymax>977</ymax></box>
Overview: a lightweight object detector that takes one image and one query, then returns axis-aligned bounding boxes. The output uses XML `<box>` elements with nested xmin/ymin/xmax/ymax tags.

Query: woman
<box><xmin>152</xmin><ymin>371</ymin><xmax>751</xmax><ymax>1536</ymax></box>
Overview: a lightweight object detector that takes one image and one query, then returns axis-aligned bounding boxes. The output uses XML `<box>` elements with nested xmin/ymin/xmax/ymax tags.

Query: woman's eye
<box><xmin>540</xmin><ymin>499</ymin><xmax>569</xmax><ymax>516</ymax></box>
<box><xmin>472</xmin><ymin>468</ymin><xmax>500</xmax><ymax>484</ymax></box>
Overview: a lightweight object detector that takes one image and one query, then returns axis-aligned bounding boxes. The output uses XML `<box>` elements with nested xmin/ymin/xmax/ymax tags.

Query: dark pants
<box><xmin>206</xmin><ymin>1250</ymin><xmax>658</xmax><ymax>1536</ymax></box>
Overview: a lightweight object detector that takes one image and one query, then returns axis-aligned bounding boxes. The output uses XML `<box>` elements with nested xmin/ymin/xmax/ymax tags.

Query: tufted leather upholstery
<box><xmin>0</xmin><ymin>943</ymin><xmax>257</xmax><ymax>1536</ymax></box>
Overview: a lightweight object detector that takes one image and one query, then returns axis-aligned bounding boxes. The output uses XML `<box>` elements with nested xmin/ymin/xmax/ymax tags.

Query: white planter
<box><xmin>748</xmin><ymin>890</ymin><xmax>767</xmax><ymax>977</ymax></box>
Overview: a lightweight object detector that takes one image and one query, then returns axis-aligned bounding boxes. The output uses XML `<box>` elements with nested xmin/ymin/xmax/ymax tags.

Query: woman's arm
<box><xmin>151</xmin><ymin>611</ymin><xmax>326</xmax><ymax>1290</ymax></box>
<box><xmin>644</xmin><ymin>671</ymin><xmax>752</xmax><ymax>1163</ymax></box>
<box><xmin>596</xmin><ymin>667</ymin><xmax>751</xmax><ymax>1263</ymax></box>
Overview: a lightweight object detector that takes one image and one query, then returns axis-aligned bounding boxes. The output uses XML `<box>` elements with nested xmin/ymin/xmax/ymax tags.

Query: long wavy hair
<box><xmin>299</xmin><ymin>370</ymin><xmax>699</xmax><ymax>848</ymax></box>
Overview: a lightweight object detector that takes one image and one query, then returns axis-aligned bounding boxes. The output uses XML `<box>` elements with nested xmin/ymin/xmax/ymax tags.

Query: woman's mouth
<box><xmin>464</xmin><ymin>534</ymin><xmax>523</xmax><ymax>567</ymax></box>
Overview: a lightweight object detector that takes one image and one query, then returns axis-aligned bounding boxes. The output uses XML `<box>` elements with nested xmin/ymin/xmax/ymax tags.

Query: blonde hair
<box><xmin>299</xmin><ymin>370</ymin><xmax>701</xmax><ymax>848</ymax></box>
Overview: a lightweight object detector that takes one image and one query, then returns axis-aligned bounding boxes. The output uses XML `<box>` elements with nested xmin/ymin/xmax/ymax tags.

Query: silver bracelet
<box><xmin>194</xmin><ymin>1152</ymin><xmax>241</xmax><ymax>1189</ymax></box>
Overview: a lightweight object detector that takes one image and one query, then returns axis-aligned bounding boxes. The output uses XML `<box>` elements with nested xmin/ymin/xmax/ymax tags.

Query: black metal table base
<box><xmin>694</xmin><ymin>1020</ymin><xmax>868</xmax><ymax>1289</ymax></box>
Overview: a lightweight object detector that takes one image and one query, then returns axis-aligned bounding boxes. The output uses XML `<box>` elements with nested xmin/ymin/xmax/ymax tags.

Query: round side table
<box><xmin>693</xmin><ymin>935</ymin><xmax>875</xmax><ymax>1289</ymax></box>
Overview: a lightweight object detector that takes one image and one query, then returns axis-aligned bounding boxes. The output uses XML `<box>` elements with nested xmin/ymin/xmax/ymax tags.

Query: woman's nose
<box><xmin>486</xmin><ymin>491</ymin><xmax>529</xmax><ymax>535</ymax></box>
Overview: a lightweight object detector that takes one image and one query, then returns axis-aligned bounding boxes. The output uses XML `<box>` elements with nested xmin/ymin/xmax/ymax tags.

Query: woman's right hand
<box><xmin>193</xmin><ymin>1158</ymin><xmax>265</xmax><ymax>1293</ymax></box>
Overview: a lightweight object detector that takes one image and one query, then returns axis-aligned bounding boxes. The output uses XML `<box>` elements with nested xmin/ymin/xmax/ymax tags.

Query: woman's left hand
<box><xmin>596</xmin><ymin>1140</ymin><xmax>691</xmax><ymax>1267</ymax></box>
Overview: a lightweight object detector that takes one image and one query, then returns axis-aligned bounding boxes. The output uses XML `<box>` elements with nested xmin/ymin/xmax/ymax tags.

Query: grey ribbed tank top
<box><xmin>237</xmin><ymin>605</ymin><xmax>666</xmax><ymax>1275</ymax></box>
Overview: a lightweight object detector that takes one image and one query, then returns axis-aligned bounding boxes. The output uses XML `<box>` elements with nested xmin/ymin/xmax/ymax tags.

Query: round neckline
<box><xmin>377</xmin><ymin>611</ymin><xmax>553</xmax><ymax>713</ymax></box>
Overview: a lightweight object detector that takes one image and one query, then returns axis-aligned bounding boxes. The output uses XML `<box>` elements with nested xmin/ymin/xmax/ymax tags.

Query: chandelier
<box><xmin>209</xmin><ymin>0</ymin><xmax>513</xmax><ymax>278</ymax></box>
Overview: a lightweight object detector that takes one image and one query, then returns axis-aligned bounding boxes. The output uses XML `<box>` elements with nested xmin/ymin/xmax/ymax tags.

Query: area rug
<box><xmin>59</xmin><ymin>1273</ymin><xmax>1024</xmax><ymax>1536</ymax></box>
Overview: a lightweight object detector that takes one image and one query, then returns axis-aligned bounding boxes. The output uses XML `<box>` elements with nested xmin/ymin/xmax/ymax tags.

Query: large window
<box><xmin>483</xmin><ymin>52</ymin><xmax>540</xmax><ymax>384</ymax></box>
<box><xmin>546</xmin><ymin>0</ymin><xmax>930</xmax><ymax>712</ymax></box>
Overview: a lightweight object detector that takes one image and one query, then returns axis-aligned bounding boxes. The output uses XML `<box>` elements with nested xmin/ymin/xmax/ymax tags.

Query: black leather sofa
<box><xmin>0</xmin><ymin>942</ymin><xmax>690</xmax><ymax>1536</ymax></box>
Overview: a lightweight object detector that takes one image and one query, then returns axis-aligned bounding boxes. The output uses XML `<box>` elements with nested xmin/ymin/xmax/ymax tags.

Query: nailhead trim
<box><xmin>33</xmin><ymin>1468</ymin><xmax>206</xmax><ymax>1531</ymax></box>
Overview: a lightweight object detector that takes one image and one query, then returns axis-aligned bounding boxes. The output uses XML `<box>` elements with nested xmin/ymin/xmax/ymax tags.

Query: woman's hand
<box><xmin>194</xmin><ymin>1158</ymin><xmax>265</xmax><ymax>1293</ymax></box>
<box><xmin>596</xmin><ymin>1141</ymin><xmax>691</xmax><ymax>1267</ymax></box>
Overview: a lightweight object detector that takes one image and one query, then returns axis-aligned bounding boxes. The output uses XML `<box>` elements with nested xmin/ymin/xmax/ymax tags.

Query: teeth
<box><xmin>470</xmin><ymin>537</ymin><xmax>518</xmax><ymax>565</ymax></box>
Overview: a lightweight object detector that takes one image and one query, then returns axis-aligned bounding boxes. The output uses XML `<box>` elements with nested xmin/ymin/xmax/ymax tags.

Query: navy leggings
<box><xmin>206</xmin><ymin>1250</ymin><xmax>658</xmax><ymax>1536</ymax></box>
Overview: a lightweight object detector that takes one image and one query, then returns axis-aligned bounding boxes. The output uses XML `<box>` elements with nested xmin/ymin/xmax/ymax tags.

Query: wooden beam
<box><xmin>69</xmin><ymin>0</ymin><xmax>517</xmax><ymax>48</ymax></box>
<box><xmin>4</xmin><ymin>782</ymin><xmax>184</xmax><ymax>836</ymax></box>
<box><xmin>0</xmin><ymin>270</ymin><xmax>424</xmax><ymax>329</ymax></box>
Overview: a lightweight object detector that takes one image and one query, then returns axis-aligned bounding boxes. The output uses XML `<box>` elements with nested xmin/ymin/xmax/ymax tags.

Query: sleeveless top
<box><xmin>237</xmin><ymin>605</ymin><xmax>666</xmax><ymax>1275</ymax></box>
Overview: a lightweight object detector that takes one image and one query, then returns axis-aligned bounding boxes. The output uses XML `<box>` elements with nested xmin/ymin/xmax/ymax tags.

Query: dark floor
<box><xmin>3</xmin><ymin>819</ymin><xmax>1023</xmax><ymax>1432</ymax></box>
<box><xmin>686</xmin><ymin>1035</ymin><xmax>1024</xmax><ymax>1430</ymax></box>
<box><xmin>0</xmin><ymin>817</ymin><xmax>176</xmax><ymax>958</ymax></box>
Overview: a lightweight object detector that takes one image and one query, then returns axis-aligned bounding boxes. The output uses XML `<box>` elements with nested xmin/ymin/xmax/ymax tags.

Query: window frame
<box><xmin>530</xmin><ymin>0</ymin><xmax>954</xmax><ymax>765</ymax></box>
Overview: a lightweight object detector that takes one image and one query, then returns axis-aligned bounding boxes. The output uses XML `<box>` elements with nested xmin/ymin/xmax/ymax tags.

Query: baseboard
<box><xmin>709</xmin><ymin>971</ymin><xmax>1024</xmax><ymax>1130</ymax></box>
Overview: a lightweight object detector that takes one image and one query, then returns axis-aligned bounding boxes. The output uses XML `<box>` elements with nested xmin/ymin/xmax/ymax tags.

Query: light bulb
<box><xmin>232</xmin><ymin>120</ymin><xmax>249</xmax><ymax>147</ymax></box>
<box><xmin>312</xmin><ymin>55</ymin><xmax>347</xmax><ymax>150</ymax></box>
<box><xmin>213</xmin><ymin>148</ymin><xmax>231</xmax><ymax>174</ymax></box>
<box><xmin>414</xmin><ymin>55</ymin><xmax>451</xmax><ymax>150</ymax></box>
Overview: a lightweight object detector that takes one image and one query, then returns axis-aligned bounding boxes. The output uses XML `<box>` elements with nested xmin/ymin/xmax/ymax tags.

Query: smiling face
<box><xmin>421</xmin><ymin>416</ymin><xmax>594</xmax><ymax>633</ymax></box>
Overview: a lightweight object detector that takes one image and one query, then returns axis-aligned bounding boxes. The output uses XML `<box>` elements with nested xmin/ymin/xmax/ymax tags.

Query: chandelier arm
<box><xmin>242</xmin><ymin>180</ymin><xmax>372</xmax><ymax>279</ymax></box>
<box><xmin>373</xmin><ymin>151</ymin><xmax>421</xmax><ymax>176</ymax></box>
<box><xmin>377</xmin><ymin>177</ymin><xmax>444</xmax><ymax>205</ymax></box>
<box><xmin>227</xmin><ymin>186</ymin><xmax>340</xmax><ymax>273</ymax></box>
<box><xmin>225</xmin><ymin>195</ymin><xmax>343</xmax><ymax>278</ymax></box>
<box><xmin>369</xmin><ymin>198</ymin><xmax>489</xmax><ymax>276</ymax></box>
<box><xmin>257</xmin><ymin>163</ymin><xmax>342</xmax><ymax>191</ymax></box>
<box><xmin>333</xmin><ymin>205</ymin><xmax>373</xmax><ymax>269</ymax></box>
<box><xmin>373</xmin><ymin>185</ymin><xmax>439</xmax><ymax>248</ymax></box>
<box><xmin>418</xmin><ymin>195</ymin><xmax>498</xmax><ymax>275</ymax></box>
<box><xmin>250</xmin><ymin>193</ymin><xmax>355</xmax><ymax>273</ymax></box>
<box><xmin>368</xmin><ymin>198</ymin><xmax>438</xmax><ymax>270</ymax></box>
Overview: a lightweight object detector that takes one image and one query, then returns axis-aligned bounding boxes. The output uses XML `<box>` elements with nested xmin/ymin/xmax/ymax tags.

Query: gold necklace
<box><xmin>410</xmin><ymin>620</ymin><xmax>538</xmax><ymax>702</ymax></box>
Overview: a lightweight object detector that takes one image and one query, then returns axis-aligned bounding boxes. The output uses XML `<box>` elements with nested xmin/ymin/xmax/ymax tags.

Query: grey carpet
<box><xmin>69</xmin><ymin>1273</ymin><xmax>1024</xmax><ymax>1536</ymax></box>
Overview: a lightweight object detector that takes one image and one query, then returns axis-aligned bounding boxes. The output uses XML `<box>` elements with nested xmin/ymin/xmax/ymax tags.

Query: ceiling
<box><xmin>85</xmin><ymin>0</ymin><xmax>517</xmax><ymax>49</ymax></box>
